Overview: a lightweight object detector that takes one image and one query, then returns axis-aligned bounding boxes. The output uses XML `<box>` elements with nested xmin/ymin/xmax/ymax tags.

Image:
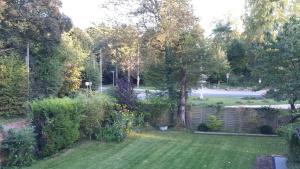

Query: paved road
<box><xmin>191</xmin><ymin>88</ymin><xmax>267</xmax><ymax>98</ymax></box>
<box><xmin>99</xmin><ymin>86</ymin><xmax>267</xmax><ymax>99</ymax></box>
<box><xmin>134</xmin><ymin>88</ymin><xmax>267</xmax><ymax>99</ymax></box>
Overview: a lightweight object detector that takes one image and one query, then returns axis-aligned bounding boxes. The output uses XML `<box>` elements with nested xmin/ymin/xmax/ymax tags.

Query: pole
<box><xmin>113</xmin><ymin>72</ymin><xmax>115</xmax><ymax>86</ymax></box>
<box><xmin>26</xmin><ymin>42</ymin><xmax>30</xmax><ymax>98</ymax></box>
<box><xmin>200</xmin><ymin>83</ymin><xmax>204</xmax><ymax>100</ymax></box>
<box><xmin>137</xmin><ymin>42</ymin><xmax>140</xmax><ymax>88</ymax></box>
<box><xmin>115</xmin><ymin>49</ymin><xmax>119</xmax><ymax>81</ymax></box>
<box><xmin>99</xmin><ymin>49</ymin><xmax>103</xmax><ymax>92</ymax></box>
<box><xmin>111</xmin><ymin>71</ymin><xmax>115</xmax><ymax>86</ymax></box>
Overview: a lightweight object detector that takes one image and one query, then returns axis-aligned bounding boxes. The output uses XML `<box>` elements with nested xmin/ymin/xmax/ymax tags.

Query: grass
<box><xmin>188</xmin><ymin>96</ymin><xmax>291</xmax><ymax>107</ymax></box>
<box><xmin>27</xmin><ymin>131</ymin><xmax>287</xmax><ymax>169</ymax></box>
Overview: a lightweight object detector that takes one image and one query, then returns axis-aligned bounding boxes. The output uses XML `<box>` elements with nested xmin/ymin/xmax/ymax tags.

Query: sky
<box><xmin>61</xmin><ymin>0</ymin><xmax>245</xmax><ymax>35</ymax></box>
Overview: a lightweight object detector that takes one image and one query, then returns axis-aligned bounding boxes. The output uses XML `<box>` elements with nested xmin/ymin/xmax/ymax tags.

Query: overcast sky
<box><xmin>61</xmin><ymin>0</ymin><xmax>245</xmax><ymax>35</ymax></box>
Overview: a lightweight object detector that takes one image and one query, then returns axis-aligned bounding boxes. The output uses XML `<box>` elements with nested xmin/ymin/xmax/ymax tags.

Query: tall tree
<box><xmin>0</xmin><ymin>0</ymin><xmax>72</xmax><ymax>98</ymax></box>
<box><xmin>135</xmin><ymin>0</ymin><xmax>210</xmax><ymax>127</ymax></box>
<box><xmin>260</xmin><ymin>16</ymin><xmax>300</xmax><ymax>110</ymax></box>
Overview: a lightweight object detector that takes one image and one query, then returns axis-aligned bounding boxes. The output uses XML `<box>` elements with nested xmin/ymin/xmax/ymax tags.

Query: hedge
<box><xmin>31</xmin><ymin>97</ymin><xmax>83</xmax><ymax>157</ymax></box>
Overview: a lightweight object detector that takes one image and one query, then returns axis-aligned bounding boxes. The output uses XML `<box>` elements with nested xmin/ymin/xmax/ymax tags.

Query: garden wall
<box><xmin>190</xmin><ymin>106</ymin><xmax>290</xmax><ymax>133</ymax></box>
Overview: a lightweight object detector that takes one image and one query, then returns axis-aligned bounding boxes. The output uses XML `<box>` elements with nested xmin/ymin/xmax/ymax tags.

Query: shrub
<box><xmin>0</xmin><ymin>54</ymin><xmax>28</xmax><ymax>116</ymax></box>
<box><xmin>137</xmin><ymin>96</ymin><xmax>171</xmax><ymax>127</ymax></box>
<box><xmin>1</xmin><ymin>127</ymin><xmax>36</xmax><ymax>167</ymax></box>
<box><xmin>31</xmin><ymin>97</ymin><xmax>82</xmax><ymax>157</ymax></box>
<box><xmin>259</xmin><ymin>125</ymin><xmax>274</xmax><ymax>134</ymax></box>
<box><xmin>207</xmin><ymin>115</ymin><xmax>223</xmax><ymax>131</ymax></box>
<box><xmin>77</xmin><ymin>93</ymin><xmax>115</xmax><ymax>140</ymax></box>
<box><xmin>277</xmin><ymin>122</ymin><xmax>300</xmax><ymax>162</ymax></box>
<box><xmin>102</xmin><ymin>105</ymin><xmax>134</xmax><ymax>142</ymax></box>
<box><xmin>289</xmin><ymin>133</ymin><xmax>300</xmax><ymax>162</ymax></box>
<box><xmin>197</xmin><ymin>123</ymin><xmax>209</xmax><ymax>131</ymax></box>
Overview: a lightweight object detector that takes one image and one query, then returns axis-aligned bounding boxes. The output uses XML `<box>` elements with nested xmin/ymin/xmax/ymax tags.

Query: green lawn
<box><xmin>27</xmin><ymin>131</ymin><xmax>287</xmax><ymax>169</ymax></box>
<box><xmin>188</xmin><ymin>96</ymin><xmax>291</xmax><ymax>107</ymax></box>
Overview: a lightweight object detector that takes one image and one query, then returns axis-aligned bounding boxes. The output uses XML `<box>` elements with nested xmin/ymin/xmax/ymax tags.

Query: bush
<box><xmin>31</xmin><ymin>97</ymin><xmax>82</xmax><ymax>157</ymax></box>
<box><xmin>289</xmin><ymin>133</ymin><xmax>300</xmax><ymax>162</ymax></box>
<box><xmin>102</xmin><ymin>105</ymin><xmax>134</xmax><ymax>142</ymax></box>
<box><xmin>137</xmin><ymin>96</ymin><xmax>171</xmax><ymax>127</ymax></box>
<box><xmin>197</xmin><ymin>123</ymin><xmax>209</xmax><ymax>131</ymax></box>
<box><xmin>278</xmin><ymin>122</ymin><xmax>300</xmax><ymax>162</ymax></box>
<box><xmin>77</xmin><ymin>93</ymin><xmax>115</xmax><ymax>140</ymax></box>
<box><xmin>0</xmin><ymin>54</ymin><xmax>28</xmax><ymax>116</ymax></box>
<box><xmin>1</xmin><ymin>127</ymin><xmax>36</xmax><ymax>167</ymax></box>
<box><xmin>207</xmin><ymin>115</ymin><xmax>223</xmax><ymax>131</ymax></box>
<box><xmin>259</xmin><ymin>125</ymin><xmax>274</xmax><ymax>134</ymax></box>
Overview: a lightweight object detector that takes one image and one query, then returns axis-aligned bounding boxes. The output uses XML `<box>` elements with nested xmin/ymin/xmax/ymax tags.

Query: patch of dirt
<box><xmin>0</xmin><ymin>120</ymin><xmax>29</xmax><ymax>142</ymax></box>
<box><xmin>254</xmin><ymin>156</ymin><xmax>274</xmax><ymax>169</ymax></box>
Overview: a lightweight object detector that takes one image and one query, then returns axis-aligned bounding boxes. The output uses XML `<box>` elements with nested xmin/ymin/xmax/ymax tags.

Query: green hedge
<box><xmin>0</xmin><ymin>55</ymin><xmax>28</xmax><ymax>116</ymax></box>
<box><xmin>31</xmin><ymin>97</ymin><xmax>83</xmax><ymax>157</ymax></box>
<box><xmin>77</xmin><ymin>93</ymin><xmax>115</xmax><ymax>140</ymax></box>
<box><xmin>1</xmin><ymin>127</ymin><xmax>36</xmax><ymax>167</ymax></box>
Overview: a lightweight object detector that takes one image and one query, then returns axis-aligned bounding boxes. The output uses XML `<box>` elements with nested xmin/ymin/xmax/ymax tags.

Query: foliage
<box><xmin>31</xmin><ymin>53</ymin><xmax>65</xmax><ymax>98</ymax></box>
<box><xmin>1</xmin><ymin>127</ymin><xmax>36</xmax><ymax>167</ymax></box>
<box><xmin>0</xmin><ymin>0</ymin><xmax>72</xmax><ymax>52</ymax></box>
<box><xmin>115</xmin><ymin>78</ymin><xmax>137</xmax><ymax>110</ymax></box>
<box><xmin>207</xmin><ymin>115</ymin><xmax>223</xmax><ymax>131</ymax></box>
<box><xmin>277</xmin><ymin>122</ymin><xmax>300</xmax><ymax>162</ymax></box>
<box><xmin>102</xmin><ymin>105</ymin><xmax>134</xmax><ymax>142</ymax></box>
<box><xmin>138</xmin><ymin>96</ymin><xmax>172</xmax><ymax>127</ymax></box>
<box><xmin>82</xmin><ymin>59</ymin><xmax>100</xmax><ymax>90</ymax></box>
<box><xmin>0</xmin><ymin>0</ymin><xmax>73</xmax><ymax>100</ymax></box>
<box><xmin>260</xmin><ymin>16</ymin><xmax>300</xmax><ymax>110</ymax></box>
<box><xmin>197</xmin><ymin>123</ymin><xmax>209</xmax><ymax>132</ymax></box>
<box><xmin>77</xmin><ymin>93</ymin><xmax>115</xmax><ymax>140</ymax></box>
<box><xmin>30</xmin><ymin>97</ymin><xmax>82</xmax><ymax>157</ymax></box>
<box><xmin>244</xmin><ymin>0</ymin><xmax>288</xmax><ymax>43</ymax></box>
<box><xmin>227</xmin><ymin>39</ymin><xmax>249</xmax><ymax>76</ymax></box>
<box><xmin>58</xmin><ymin>32</ymin><xmax>89</xmax><ymax>97</ymax></box>
<box><xmin>0</xmin><ymin>54</ymin><xmax>28</xmax><ymax>116</ymax></box>
<box><xmin>259</xmin><ymin>125</ymin><xmax>274</xmax><ymax>134</ymax></box>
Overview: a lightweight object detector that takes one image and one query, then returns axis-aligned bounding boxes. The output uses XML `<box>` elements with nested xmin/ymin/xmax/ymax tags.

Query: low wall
<box><xmin>190</xmin><ymin>106</ymin><xmax>289</xmax><ymax>133</ymax></box>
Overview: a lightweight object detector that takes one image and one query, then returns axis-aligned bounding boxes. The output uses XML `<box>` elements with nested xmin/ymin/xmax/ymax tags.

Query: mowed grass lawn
<box><xmin>27</xmin><ymin>131</ymin><xmax>287</xmax><ymax>169</ymax></box>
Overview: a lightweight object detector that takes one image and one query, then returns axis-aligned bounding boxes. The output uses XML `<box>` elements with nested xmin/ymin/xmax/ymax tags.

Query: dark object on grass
<box><xmin>254</xmin><ymin>156</ymin><xmax>274</xmax><ymax>169</ymax></box>
<box><xmin>259</xmin><ymin>125</ymin><xmax>273</xmax><ymax>135</ymax></box>
<box><xmin>197</xmin><ymin>123</ymin><xmax>209</xmax><ymax>131</ymax></box>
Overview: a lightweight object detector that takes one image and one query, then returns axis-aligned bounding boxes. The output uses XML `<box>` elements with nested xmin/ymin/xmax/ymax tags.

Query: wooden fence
<box><xmin>189</xmin><ymin>106</ymin><xmax>288</xmax><ymax>133</ymax></box>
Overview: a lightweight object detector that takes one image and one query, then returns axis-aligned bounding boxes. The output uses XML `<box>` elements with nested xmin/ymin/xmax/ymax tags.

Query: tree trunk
<box><xmin>178</xmin><ymin>72</ymin><xmax>187</xmax><ymax>127</ymax></box>
<box><xmin>127</xmin><ymin>69</ymin><xmax>131</xmax><ymax>83</ymax></box>
<box><xmin>289</xmin><ymin>98</ymin><xmax>297</xmax><ymax>110</ymax></box>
